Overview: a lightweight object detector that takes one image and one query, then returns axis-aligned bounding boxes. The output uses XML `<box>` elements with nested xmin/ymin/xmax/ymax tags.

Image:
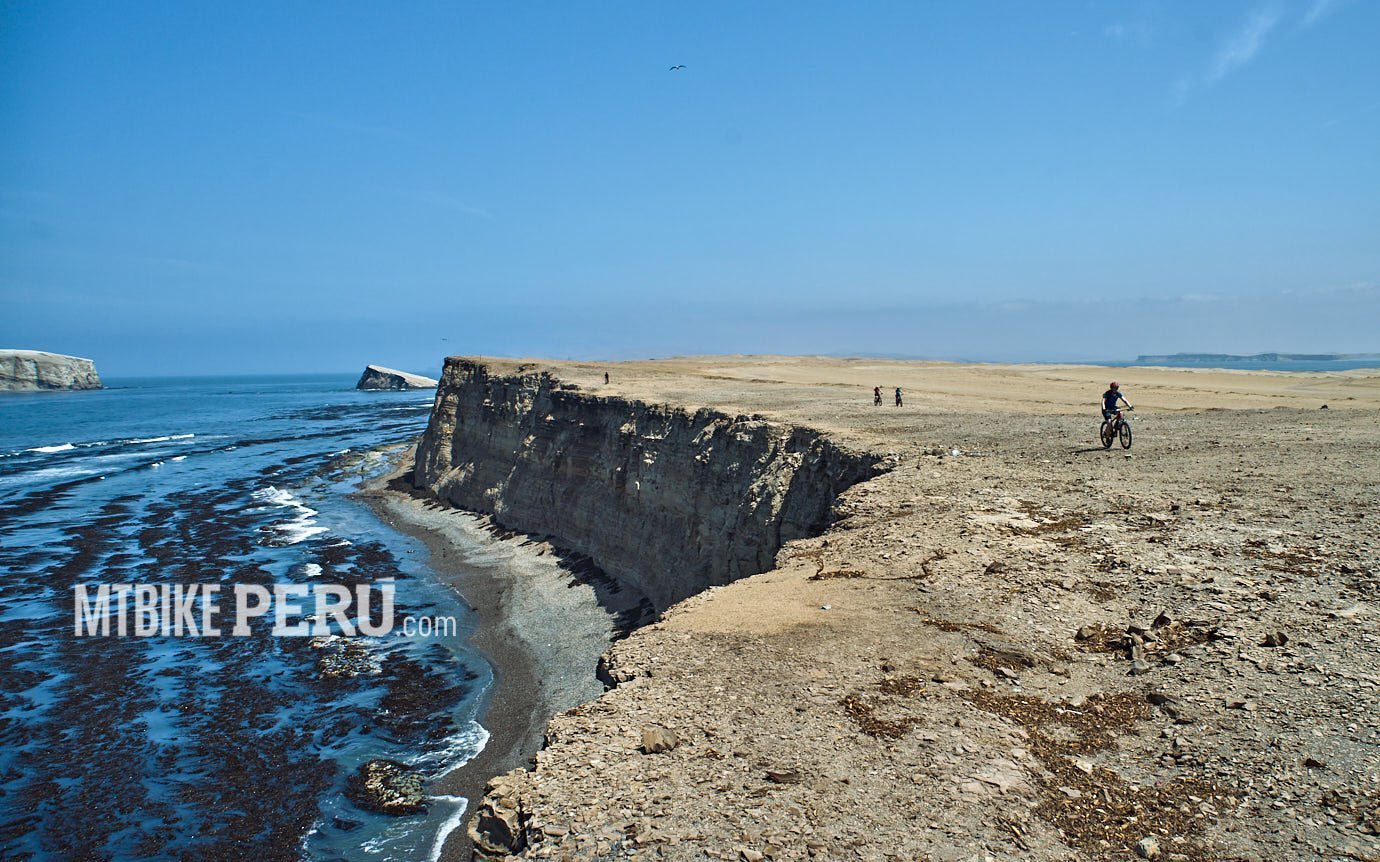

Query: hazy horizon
<box><xmin>4</xmin><ymin>2</ymin><xmax>1377</xmax><ymax>376</ymax></box>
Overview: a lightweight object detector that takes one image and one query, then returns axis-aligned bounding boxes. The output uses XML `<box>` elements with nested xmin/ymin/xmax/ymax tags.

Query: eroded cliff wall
<box><xmin>413</xmin><ymin>359</ymin><xmax>881</xmax><ymax>610</ymax></box>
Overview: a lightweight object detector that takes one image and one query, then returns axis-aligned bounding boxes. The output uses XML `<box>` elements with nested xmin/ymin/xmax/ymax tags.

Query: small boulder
<box><xmin>641</xmin><ymin>725</ymin><xmax>680</xmax><ymax>754</ymax></box>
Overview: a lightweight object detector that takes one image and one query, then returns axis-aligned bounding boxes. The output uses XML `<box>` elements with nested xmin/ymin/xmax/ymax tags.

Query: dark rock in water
<box><xmin>332</xmin><ymin>816</ymin><xmax>362</xmax><ymax>832</ymax></box>
<box><xmin>344</xmin><ymin>759</ymin><xmax>427</xmax><ymax>815</ymax></box>
<box><xmin>355</xmin><ymin>365</ymin><xmax>438</xmax><ymax>391</ymax></box>
<box><xmin>0</xmin><ymin>349</ymin><xmax>103</xmax><ymax>391</ymax></box>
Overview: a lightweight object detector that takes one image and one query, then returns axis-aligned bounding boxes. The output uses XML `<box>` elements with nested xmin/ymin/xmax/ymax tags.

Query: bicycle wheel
<box><xmin>1100</xmin><ymin>421</ymin><xmax>1114</xmax><ymax>448</ymax></box>
<box><xmin>1119</xmin><ymin>421</ymin><xmax>1132</xmax><ymax>449</ymax></box>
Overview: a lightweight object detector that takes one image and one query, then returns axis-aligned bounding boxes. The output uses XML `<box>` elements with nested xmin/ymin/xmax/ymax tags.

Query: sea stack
<box><xmin>0</xmin><ymin>350</ymin><xmax>103</xmax><ymax>392</ymax></box>
<box><xmin>355</xmin><ymin>365</ymin><xmax>438</xmax><ymax>391</ymax></box>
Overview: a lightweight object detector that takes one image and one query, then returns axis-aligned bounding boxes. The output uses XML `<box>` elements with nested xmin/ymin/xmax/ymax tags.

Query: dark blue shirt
<box><xmin>1102</xmin><ymin>389</ymin><xmax>1123</xmax><ymax>411</ymax></box>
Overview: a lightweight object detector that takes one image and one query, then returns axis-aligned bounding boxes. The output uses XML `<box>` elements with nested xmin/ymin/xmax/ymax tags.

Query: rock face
<box><xmin>355</xmin><ymin>365</ymin><xmax>438</xmax><ymax>391</ymax></box>
<box><xmin>413</xmin><ymin>358</ymin><xmax>881</xmax><ymax>610</ymax></box>
<box><xmin>0</xmin><ymin>350</ymin><xmax>102</xmax><ymax>392</ymax></box>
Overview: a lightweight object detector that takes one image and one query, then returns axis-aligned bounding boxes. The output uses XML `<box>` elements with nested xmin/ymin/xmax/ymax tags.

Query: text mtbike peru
<box><xmin>71</xmin><ymin>582</ymin><xmax>457</xmax><ymax>638</ymax></box>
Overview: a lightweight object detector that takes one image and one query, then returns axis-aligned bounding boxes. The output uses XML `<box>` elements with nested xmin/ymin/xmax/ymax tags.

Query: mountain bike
<box><xmin>1100</xmin><ymin>407</ymin><xmax>1133</xmax><ymax>449</ymax></box>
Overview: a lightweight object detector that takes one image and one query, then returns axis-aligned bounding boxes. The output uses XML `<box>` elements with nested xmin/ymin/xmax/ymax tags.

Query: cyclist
<box><xmin>1102</xmin><ymin>382</ymin><xmax>1132</xmax><ymax>422</ymax></box>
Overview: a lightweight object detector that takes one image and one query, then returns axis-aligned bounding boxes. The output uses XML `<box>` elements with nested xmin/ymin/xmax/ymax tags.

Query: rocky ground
<box><xmin>439</xmin><ymin>358</ymin><xmax>1380</xmax><ymax>862</ymax></box>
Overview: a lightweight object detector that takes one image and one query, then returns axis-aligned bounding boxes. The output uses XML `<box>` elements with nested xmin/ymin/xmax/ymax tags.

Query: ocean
<box><xmin>0</xmin><ymin>376</ymin><xmax>490</xmax><ymax>861</ymax></box>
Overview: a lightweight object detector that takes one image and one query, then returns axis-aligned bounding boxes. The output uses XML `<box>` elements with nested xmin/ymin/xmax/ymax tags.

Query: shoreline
<box><xmin>354</xmin><ymin>447</ymin><xmax>650</xmax><ymax>860</ymax></box>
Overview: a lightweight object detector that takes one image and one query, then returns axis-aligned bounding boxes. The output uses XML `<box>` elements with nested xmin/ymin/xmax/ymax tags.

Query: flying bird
<box><xmin>669</xmin><ymin>64</ymin><xmax>686</xmax><ymax>71</ymax></box>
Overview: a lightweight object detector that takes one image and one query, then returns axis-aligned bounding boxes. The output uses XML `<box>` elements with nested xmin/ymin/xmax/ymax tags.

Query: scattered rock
<box><xmin>641</xmin><ymin>725</ymin><xmax>680</xmax><ymax>754</ymax></box>
<box><xmin>1261</xmin><ymin>631</ymin><xmax>1289</xmax><ymax>647</ymax></box>
<box><xmin>1135</xmin><ymin>835</ymin><xmax>1162</xmax><ymax>859</ymax></box>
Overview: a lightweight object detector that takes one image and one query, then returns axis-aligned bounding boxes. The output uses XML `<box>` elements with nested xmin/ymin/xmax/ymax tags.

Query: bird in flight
<box><xmin>669</xmin><ymin>64</ymin><xmax>686</xmax><ymax>71</ymax></box>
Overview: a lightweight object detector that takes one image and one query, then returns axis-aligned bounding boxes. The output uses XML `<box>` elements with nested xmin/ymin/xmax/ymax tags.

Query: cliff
<box><xmin>355</xmin><ymin>365</ymin><xmax>439</xmax><ymax>390</ymax></box>
<box><xmin>412</xmin><ymin>358</ymin><xmax>881</xmax><ymax>611</ymax></box>
<box><xmin>0</xmin><ymin>350</ymin><xmax>103</xmax><ymax>392</ymax></box>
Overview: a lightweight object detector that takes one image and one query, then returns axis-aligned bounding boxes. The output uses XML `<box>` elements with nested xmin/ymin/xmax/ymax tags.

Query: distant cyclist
<box><xmin>1102</xmin><ymin>382</ymin><xmax>1132</xmax><ymax>421</ymax></box>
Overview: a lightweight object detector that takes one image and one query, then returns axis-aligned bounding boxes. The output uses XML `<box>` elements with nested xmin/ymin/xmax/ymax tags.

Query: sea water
<box><xmin>0</xmin><ymin>375</ymin><xmax>491</xmax><ymax>861</ymax></box>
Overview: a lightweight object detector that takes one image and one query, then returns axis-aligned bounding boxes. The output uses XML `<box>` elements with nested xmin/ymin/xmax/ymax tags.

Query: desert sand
<box><xmin>388</xmin><ymin>357</ymin><xmax>1380</xmax><ymax>861</ymax></box>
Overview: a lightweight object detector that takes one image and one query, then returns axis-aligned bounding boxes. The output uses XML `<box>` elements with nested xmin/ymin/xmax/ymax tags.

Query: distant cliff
<box><xmin>413</xmin><ymin>358</ymin><xmax>881</xmax><ymax>610</ymax></box>
<box><xmin>0</xmin><ymin>350</ymin><xmax>103</xmax><ymax>392</ymax></box>
<box><xmin>1137</xmin><ymin>352</ymin><xmax>1380</xmax><ymax>364</ymax></box>
<box><xmin>355</xmin><ymin>365</ymin><xmax>438</xmax><ymax>391</ymax></box>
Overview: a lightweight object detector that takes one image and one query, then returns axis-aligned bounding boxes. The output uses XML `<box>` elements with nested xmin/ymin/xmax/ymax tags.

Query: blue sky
<box><xmin>2</xmin><ymin>1</ymin><xmax>1377</xmax><ymax>375</ymax></box>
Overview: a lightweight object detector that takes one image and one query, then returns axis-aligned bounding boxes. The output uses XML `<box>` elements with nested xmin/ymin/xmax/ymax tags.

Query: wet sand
<box><xmin>355</xmin><ymin>451</ymin><xmax>650</xmax><ymax>859</ymax></box>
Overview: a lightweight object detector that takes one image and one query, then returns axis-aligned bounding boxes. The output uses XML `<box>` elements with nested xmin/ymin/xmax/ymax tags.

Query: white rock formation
<box><xmin>0</xmin><ymin>350</ymin><xmax>103</xmax><ymax>391</ymax></box>
<box><xmin>355</xmin><ymin>365</ymin><xmax>438</xmax><ymax>391</ymax></box>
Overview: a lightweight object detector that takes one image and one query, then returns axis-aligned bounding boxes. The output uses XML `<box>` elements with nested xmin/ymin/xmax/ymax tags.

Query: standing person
<box><xmin>604</xmin><ymin>372</ymin><xmax>610</xmax><ymax>385</ymax></box>
<box><xmin>873</xmin><ymin>386</ymin><xmax>882</xmax><ymax>406</ymax></box>
<box><xmin>1101</xmin><ymin>382</ymin><xmax>1131</xmax><ymax>420</ymax></box>
<box><xmin>895</xmin><ymin>387</ymin><xmax>903</xmax><ymax>407</ymax></box>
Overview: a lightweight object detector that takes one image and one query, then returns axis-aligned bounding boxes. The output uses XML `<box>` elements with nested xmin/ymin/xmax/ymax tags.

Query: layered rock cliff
<box><xmin>0</xmin><ymin>350</ymin><xmax>103</xmax><ymax>392</ymax></box>
<box><xmin>356</xmin><ymin>365</ymin><xmax>438</xmax><ymax>390</ymax></box>
<box><xmin>413</xmin><ymin>359</ymin><xmax>881</xmax><ymax>611</ymax></box>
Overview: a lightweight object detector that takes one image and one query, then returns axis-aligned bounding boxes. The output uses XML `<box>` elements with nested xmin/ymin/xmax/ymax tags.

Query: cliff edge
<box><xmin>413</xmin><ymin>358</ymin><xmax>881</xmax><ymax>611</ymax></box>
<box><xmin>0</xmin><ymin>350</ymin><xmax>103</xmax><ymax>392</ymax></box>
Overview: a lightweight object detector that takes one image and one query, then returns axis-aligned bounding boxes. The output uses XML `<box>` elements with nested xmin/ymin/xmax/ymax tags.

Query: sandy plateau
<box><xmin>396</xmin><ymin>357</ymin><xmax>1380</xmax><ymax>861</ymax></box>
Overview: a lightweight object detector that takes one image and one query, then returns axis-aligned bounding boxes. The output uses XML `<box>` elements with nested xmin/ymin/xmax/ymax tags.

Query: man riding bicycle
<box><xmin>1102</xmin><ymin>382</ymin><xmax>1132</xmax><ymax>420</ymax></box>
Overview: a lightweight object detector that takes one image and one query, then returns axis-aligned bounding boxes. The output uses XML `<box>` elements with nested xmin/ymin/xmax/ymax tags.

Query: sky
<box><xmin>2</xmin><ymin>0</ymin><xmax>1377</xmax><ymax>376</ymax></box>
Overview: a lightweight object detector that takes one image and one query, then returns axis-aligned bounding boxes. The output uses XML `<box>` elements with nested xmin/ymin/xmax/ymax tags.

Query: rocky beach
<box><xmin>377</xmin><ymin>355</ymin><xmax>1380</xmax><ymax>861</ymax></box>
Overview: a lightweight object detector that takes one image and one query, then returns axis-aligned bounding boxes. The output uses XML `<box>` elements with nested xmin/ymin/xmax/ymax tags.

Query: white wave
<box><xmin>129</xmin><ymin>433</ymin><xmax>195</xmax><ymax>444</ymax></box>
<box><xmin>426</xmin><ymin>796</ymin><xmax>469</xmax><ymax>862</ymax></box>
<box><xmin>150</xmin><ymin>461</ymin><xmax>164</xmax><ymax>469</ymax></box>
<box><xmin>252</xmin><ymin>486</ymin><xmax>330</xmax><ymax>545</ymax></box>
<box><xmin>300</xmin><ymin>563</ymin><xmax>324</xmax><ymax>578</ymax></box>
<box><xmin>5</xmin><ymin>465</ymin><xmax>99</xmax><ymax>483</ymax></box>
<box><xmin>26</xmin><ymin>443</ymin><xmax>76</xmax><ymax>454</ymax></box>
<box><xmin>170</xmin><ymin>455</ymin><xmax>186</xmax><ymax>462</ymax></box>
<box><xmin>406</xmin><ymin>720</ymin><xmax>490</xmax><ymax>780</ymax></box>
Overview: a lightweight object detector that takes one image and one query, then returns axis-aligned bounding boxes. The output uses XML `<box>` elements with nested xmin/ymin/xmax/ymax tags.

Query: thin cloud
<box><xmin>1301</xmin><ymin>0</ymin><xmax>1343</xmax><ymax>28</ymax></box>
<box><xmin>403</xmin><ymin>190</ymin><xmax>495</xmax><ymax>221</ymax></box>
<box><xmin>1206</xmin><ymin>5</ymin><xmax>1282</xmax><ymax>82</ymax></box>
